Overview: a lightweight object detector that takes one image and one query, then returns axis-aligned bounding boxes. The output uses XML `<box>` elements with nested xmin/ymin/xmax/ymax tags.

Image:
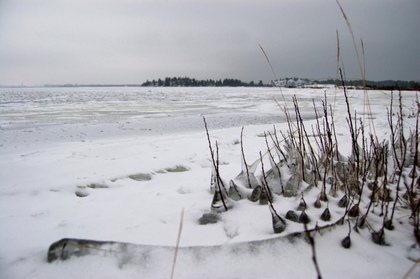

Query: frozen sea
<box><xmin>0</xmin><ymin>87</ymin><xmax>292</xmax><ymax>144</ymax></box>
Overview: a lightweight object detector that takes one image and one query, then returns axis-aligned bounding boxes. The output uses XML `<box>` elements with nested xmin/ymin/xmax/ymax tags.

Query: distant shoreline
<box><xmin>1</xmin><ymin>77</ymin><xmax>418</xmax><ymax>90</ymax></box>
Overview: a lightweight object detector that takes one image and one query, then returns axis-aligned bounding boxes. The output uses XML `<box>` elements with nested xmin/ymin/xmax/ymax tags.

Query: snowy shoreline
<box><xmin>1</xmin><ymin>87</ymin><xmax>418</xmax><ymax>278</ymax></box>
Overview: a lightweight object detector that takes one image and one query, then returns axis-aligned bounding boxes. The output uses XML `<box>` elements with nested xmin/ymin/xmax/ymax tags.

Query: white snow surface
<box><xmin>0</xmin><ymin>87</ymin><xmax>419</xmax><ymax>278</ymax></box>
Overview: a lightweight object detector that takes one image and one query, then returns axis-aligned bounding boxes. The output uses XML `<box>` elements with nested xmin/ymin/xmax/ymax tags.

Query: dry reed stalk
<box><xmin>170</xmin><ymin>208</ymin><xmax>184</xmax><ymax>279</ymax></box>
<box><xmin>336</xmin><ymin>0</ymin><xmax>378</xmax><ymax>141</ymax></box>
<box><xmin>333</xmin><ymin>29</ymin><xmax>340</xmax><ymax>114</ymax></box>
<box><xmin>258</xmin><ymin>43</ymin><xmax>297</xmax><ymax>131</ymax></box>
<box><xmin>240</xmin><ymin>126</ymin><xmax>252</xmax><ymax>189</ymax></box>
<box><xmin>335</xmin><ymin>0</ymin><xmax>364</xmax><ymax>84</ymax></box>
<box><xmin>304</xmin><ymin>221</ymin><xmax>323</xmax><ymax>279</ymax></box>
<box><xmin>203</xmin><ymin>117</ymin><xmax>228</xmax><ymax>211</ymax></box>
<box><xmin>401</xmin><ymin>259</ymin><xmax>420</xmax><ymax>279</ymax></box>
<box><xmin>258</xmin><ymin>44</ymin><xmax>283</xmax><ymax>97</ymax></box>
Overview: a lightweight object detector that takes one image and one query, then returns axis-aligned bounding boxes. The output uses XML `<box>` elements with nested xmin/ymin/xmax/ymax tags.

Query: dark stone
<box><xmin>338</xmin><ymin>195</ymin><xmax>348</xmax><ymax>208</ymax></box>
<box><xmin>199</xmin><ymin>212</ymin><xmax>220</xmax><ymax>225</ymax></box>
<box><xmin>348</xmin><ymin>204</ymin><xmax>359</xmax><ymax>217</ymax></box>
<box><xmin>313</xmin><ymin>198</ymin><xmax>322</xmax><ymax>208</ymax></box>
<box><xmin>286</xmin><ymin>210</ymin><xmax>299</xmax><ymax>222</ymax></box>
<box><xmin>299</xmin><ymin>211</ymin><xmax>310</xmax><ymax>224</ymax></box>
<box><xmin>384</xmin><ymin>220</ymin><xmax>394</xmax><ymax>230</ymax></box>
<box><xmin>269</xmin><ymin>206</ymin><xmax>286</xmax><ymax>234</ymax></box>
<box><xmin>75</xmin><ymin>190</ymin><xmax>89</xmax><ymax>197</ymax></box>
<box><xmin>320</xmin><ymin>208</ymin><xmax>331</xmax><ymax>221</ymax></box>
<box><xmin>341</xmin><ymin>236</ymin><xmax>351</xmax><ymax>249</ymax></box>
<box><xmin>249</xmin><ymin>186</ymin><xmax>262</xmax><ymax>202</ymax></box>
<box><xmin>371</xmin><ymin>230</ymin><xmax>387</xmax><ymax>246</ymax></box>
<box><xmin>272</xmin><ymin>215</ymin><xmax>287</xmax><ymax>234</ymax></box>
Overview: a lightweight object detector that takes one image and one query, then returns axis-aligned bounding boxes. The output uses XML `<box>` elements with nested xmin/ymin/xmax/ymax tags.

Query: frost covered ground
<box><xmin>0</xmin><ymin>87</ymin><xmax>418</xmax><ymax>278</ymax></box>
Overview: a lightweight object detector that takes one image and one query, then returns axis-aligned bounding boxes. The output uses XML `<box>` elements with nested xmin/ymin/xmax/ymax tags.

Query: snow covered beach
<box><xmin>0</xmin><ymin>87</ymin><xmax>418</xmax><ymax>278</ymax></box>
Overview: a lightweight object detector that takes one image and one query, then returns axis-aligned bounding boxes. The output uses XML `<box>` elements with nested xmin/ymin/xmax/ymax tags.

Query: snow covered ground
<box><xmin>0</xmin><ymin>86</ymin><xmax>418</xmax><ymax>278</ymax></box>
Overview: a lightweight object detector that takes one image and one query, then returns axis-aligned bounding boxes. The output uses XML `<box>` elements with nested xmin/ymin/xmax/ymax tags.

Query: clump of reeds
<box><xmin>202</xmin><ymin>77</ymin><xmax>418</xmax><ymax>279</ymax></box>
<box><xmin>203</xmin><ymin>80</ymin><xmax>419</xmax><ymax>246</ymax></box>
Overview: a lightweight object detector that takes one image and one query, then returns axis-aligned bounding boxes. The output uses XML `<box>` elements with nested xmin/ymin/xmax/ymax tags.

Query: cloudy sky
<box><xmin>0</xmin><ymin>0</ymin><xmax>418</xmax><ymax>86</ymax></box>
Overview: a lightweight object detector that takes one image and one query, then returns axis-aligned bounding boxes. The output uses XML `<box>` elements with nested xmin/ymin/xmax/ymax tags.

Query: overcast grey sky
<box><xmin>0</xmin><ymin>0</ymin><xmax>419</xmax><ymax>86</ymax></box>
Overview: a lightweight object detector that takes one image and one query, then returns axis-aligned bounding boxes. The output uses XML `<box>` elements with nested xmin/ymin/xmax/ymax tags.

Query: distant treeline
<box><xmin>141</xmin><ymin>77</ymin><xmax>268</xmax><ymax>87</ymax></box>
<box><xmin>2</xmin><ymin>77</ymin><xmax>417</xmax><ymax>89</ymax></box>
<box><xmin>314</xmin><ymin>79</ymin><xmax>420</xmax><ymax>90</ymax></box>
<box><xmin>141</xmin><ymin>77</ymin><xmax>419</xmax><ymax>89</ymax></box>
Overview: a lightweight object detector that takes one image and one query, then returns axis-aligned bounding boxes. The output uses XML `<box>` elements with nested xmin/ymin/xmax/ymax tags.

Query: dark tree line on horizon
<box><xmin>141</xmin><ymin>76</ymin><xmax>419</xmax><ymax>89</ymax></box>
<box><xmin>141</xmin><ymin>77</ymin><xmax>267</xmax><ymax>87</ymax></box>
